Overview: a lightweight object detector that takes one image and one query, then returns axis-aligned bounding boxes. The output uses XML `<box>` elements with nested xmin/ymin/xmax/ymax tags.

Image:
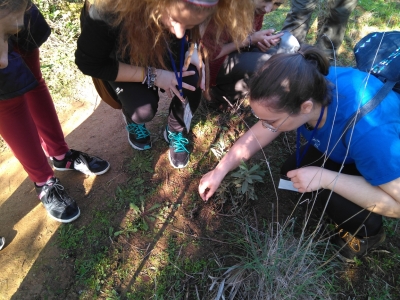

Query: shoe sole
<box><xmin>0</xmin><ymin>237</ymin><xmax>5</xmax><ymax>251</ymax></box>
<box><xmin>54</xmin><ymin>164</ymin><xmax>110</xmax><ymax>176</ymax></box>
<box><xmin>127</xmin><ymin>136</ymin><xmax>152</xmax><ymax>151</ymax></box>
<box><xmin>164</xmin><ymin>128</ymin><xmax>189</xmax><ymax>169</ymax></box>
<box><xmin>122</xmin><ymin>114</ymin><xmax>152</xmax><ymax>151</ymax></box>
<box><xmin>46</xmin><ymin>207</ymin><xmax>81</xmax><ymax>223</ymax></box>
<box><xmin>163</xmin><ymin>128</ymin><xmax>169</xmax><ymax>144</ymax></box>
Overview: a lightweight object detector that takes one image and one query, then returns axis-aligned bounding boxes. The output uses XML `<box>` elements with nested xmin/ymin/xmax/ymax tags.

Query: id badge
<box><xmin>183</xmin><ymin>98</ymin><xmax>193</xmax><ymax>132</ymax></box>
<box><xmin>278</xmin><ymin>176</ymin><xmax>298</xmax><ymax>192</ymax></box>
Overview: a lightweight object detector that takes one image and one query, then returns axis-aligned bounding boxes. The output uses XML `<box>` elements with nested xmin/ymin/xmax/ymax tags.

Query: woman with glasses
<box><xmin>198</xmin><ymin>44</ymin><xmax>400</xmax><ymax>262</ymax></box>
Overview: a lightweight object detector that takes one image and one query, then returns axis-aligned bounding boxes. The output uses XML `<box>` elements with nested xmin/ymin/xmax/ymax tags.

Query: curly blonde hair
<box><xmin>93</xmin><ymin>0</ymin><xmax>254</xmax><ymax>69</ymax></box>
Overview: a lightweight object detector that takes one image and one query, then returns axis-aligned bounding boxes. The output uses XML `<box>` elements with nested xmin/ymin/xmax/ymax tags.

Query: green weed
<box><xmin>128</xmin><ymin>201</ymin><xmax>162</xmax><ymax>232</ymax></box>
<box><xmin>129</xmin><ymin>235</ymin><xmax>215</xmax><ymax>299</ymax></box>
<box><xmin>383</xmin><ymin>217</ymin><xmax>400</xmax><ymax>237</ymax></box>
<box><xmin>213</xmin><ymin>161</ymin><xmax>266</xmax><ymax>213</ymax></box>
<box><xmin>127</xmin><ymin>152</ymin><xmax>154</xmax><ymax>175</ymax></box>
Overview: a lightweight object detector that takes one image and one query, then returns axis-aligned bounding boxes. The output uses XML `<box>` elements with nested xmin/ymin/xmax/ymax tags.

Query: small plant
<box><xmin>213</xmin><ymin>161</ymin><xmax>266</xmax><ymax>213</ymax></box>
<box><xmin>128</xmin><ymin>152</ymin><xmax>154</xmax><ymax>175</ymax></box>
<box><xmin>124</xmin><ymin>198</ymin><xmax>164</xmax><ymax>232</ymax></box>
<box><xmin>57</xmin><ymin>224</ymin><xmax>85</xmax><ymax>250</ymax></box>
<box><xmin>115</xmin><ymin>178</ymin><xmax>146</xmax><ymax>210</ymax></box>
<box><xmin>231</xmin><ymin>160</ymin><xmax>265</xmax><ymax>201</ymax></box>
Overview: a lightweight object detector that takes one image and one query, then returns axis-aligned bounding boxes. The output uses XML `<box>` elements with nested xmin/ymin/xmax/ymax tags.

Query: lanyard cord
<box><xmin>168</xmin><ymin>38</ymin><xmax>185</xmax><ymax>97</ymax></box>
<box><xmin>296</xmin><ymin>106</ymin><xmax>325</xmax><ymax>168</ymax></box>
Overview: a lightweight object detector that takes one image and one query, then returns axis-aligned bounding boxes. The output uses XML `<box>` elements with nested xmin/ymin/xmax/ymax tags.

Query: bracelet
<box><xmin>147</xmin><ymin>66</ymin><xmax>157</xmax><ymax>89</ymax></box>
<box><xmin>247</xmin><ymin>34</ymin><xmax>252</xmax><ymax>50</ymax></box>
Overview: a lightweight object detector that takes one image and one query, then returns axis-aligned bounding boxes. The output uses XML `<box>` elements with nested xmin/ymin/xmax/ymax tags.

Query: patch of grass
<box><xmin>383</xmin><ymin>217</ymin><xmax>400</xmax><ymax>237</ymax></box>
<box><xmin>56</xmin><ymin>208</ymin><xmax>114</xmax><ymax>288</ymax></box>
<box><xmin>114</xmin><ymin>178</ymin><xmax>147</xmax><ymax>210</ymax></box>
<box><xmin>206</xmin><ymin>219</ymin><xmax>338</xmax><ymax>299</ymax></box>
<box><xmin>127</xmin><ymin>152</ymin><xmax>154</xmax><ymax>175</ymax></box>
<box><xmin>128</xmin><ymin>234</ymin><xmax>216</xmax><ymax>299</ymax></box>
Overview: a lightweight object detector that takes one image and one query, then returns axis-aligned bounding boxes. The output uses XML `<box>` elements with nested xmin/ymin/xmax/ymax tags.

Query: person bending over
<box><xmin>199</xmin><ymin>45</ymin><xmax>400</xmax><ymax>261</ymax></box>
<box><xmin>76</xmin><ymin>0</ymin><xmax>254</xmax><ymax>168</ymax></box>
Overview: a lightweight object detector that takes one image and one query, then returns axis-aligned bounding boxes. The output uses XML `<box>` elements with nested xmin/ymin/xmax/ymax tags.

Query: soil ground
<box><xmin>0</xmin><ymin>86</ymin><xmax>172</xmax><ymax>299</ymax></box>
<box><xmin>1</xmin><ymin>2</ymin><xmax>400</xmax><ymax>297</ymax></box>
<box><xmin>2</xmin><ymin>87</ymin><xmax>400</xmax><ymax>299</ymax></box>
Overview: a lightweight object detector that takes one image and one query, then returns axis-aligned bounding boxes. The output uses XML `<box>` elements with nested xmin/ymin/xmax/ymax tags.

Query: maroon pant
<box><xmin>0</xmin><ymin>49</ymin><xmax>68</xmax><ymax>183</ymax></box>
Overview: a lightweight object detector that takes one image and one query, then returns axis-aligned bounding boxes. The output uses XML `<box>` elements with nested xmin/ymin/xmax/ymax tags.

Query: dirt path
<box><xmin>0</xmin><ymin>86</ymin><xmax>171</xmax><ymax>299</ymax></box>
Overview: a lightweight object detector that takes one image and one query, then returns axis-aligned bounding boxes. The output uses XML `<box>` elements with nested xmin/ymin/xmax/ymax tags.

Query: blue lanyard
<box><xmin>168</xmin><ymin>38</ymin><xmax>185</xmax><ymax>97</ymax></box>
<box><xmin>296</xmin><ymin>106</ymin><xmax>325</xmax><ymax>168</ymax></box>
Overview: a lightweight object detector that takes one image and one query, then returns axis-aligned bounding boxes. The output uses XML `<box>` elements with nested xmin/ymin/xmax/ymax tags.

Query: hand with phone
<box><xmin>251</xmin><ymin>29</ymin><xmax>284</xmax><ymax>52</ymax></box>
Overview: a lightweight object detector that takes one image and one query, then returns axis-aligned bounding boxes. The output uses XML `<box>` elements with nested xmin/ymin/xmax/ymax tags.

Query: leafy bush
<box><xmin>214</xmin><ymin>161</ymin><xmax>266</xmax><ymax>213</ymax></box>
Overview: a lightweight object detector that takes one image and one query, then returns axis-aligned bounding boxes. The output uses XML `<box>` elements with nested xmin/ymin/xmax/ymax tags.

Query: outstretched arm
<box><xmin>198</xmin><ymin>121</ymin><xmax>280</xmax><ymax>201</ymax></box>
<box><xmin>214</xmin><ymin>30</ymin><xmax>284</xmax><ymax>59</ymax></box>
<box><xmin>287</xmin><ymin>167</ymin><xmax>400</xmax><ymax>218</ymax></box>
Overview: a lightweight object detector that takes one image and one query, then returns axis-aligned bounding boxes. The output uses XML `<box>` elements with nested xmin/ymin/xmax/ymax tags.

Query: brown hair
<box><xmin>0</xmin><ymin>0</ymin><xmax>29</xmax><ymax>16</ymax></box>
<box><xmin>249</xmin><ymin>45</ymin><xmax>332</xmax><ymax>114</ymax></box>
<box><xmin>93</xmin><ymin>0</ymin><xmax>254</xmax><ymax>69</ymax></box>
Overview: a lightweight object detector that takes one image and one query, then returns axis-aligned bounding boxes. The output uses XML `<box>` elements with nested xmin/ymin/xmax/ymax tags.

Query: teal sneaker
<box><xmin>123</xmin><ymin>113</ymin><xmax>151</xmax><ymax>150</ymax></box>
<box><xmin>163</xmin><ymin>126</ymin><xmax>190</xmax><ymax>168</ymax></box>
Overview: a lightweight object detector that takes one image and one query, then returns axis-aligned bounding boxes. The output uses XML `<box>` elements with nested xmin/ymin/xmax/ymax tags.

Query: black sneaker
<box><xmin>0</xmin><ymin>237</ymin><xmax>5</xmax><ymax>251</ymax></box>
<box><xmin>35</xmin><ymin>177</ymin><xmax>80</xmax><ymax>223</ymax></box>
<box><xmin>122</xmin><ymin>113</ymin><xmax>151</xmax><ymax>150</ymax></box>
<box><xmin>333</xmin><ymin>227</ymin><xmax>386</xmax><ymax>263</ymax></box>
<box><xmin>163</xmin><ymin>126</ymin><xmax>190</xmax><ymax>169</ymax></box>
<box><xmin>52</xmin><ymin>149</ymin><xmax>110</xmax><ymax>175</ymax></box>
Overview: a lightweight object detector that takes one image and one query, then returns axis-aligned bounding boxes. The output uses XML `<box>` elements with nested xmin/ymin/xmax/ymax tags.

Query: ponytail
<box><xmin>249</xmin><ymin>44</ymin><xmax>331</xmax><ymax>114</ymax></box>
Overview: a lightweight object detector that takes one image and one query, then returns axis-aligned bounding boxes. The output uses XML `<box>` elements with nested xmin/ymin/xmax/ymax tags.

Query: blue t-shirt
<box><xmin>300</xmin><ymin>67</ymin><xmax>400</xmax><ymax>186</ymax></box>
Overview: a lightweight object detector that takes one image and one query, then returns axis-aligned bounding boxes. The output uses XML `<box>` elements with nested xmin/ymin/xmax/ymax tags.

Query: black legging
<box><xmin>281</xmin><ymin>145</ymin><xmax>383</xmax><ymax>237</ymax></box>
<box><xmin>108</xmin><ymin>63</ymin><xmax>201</xmax><ymax>133</ymax></box>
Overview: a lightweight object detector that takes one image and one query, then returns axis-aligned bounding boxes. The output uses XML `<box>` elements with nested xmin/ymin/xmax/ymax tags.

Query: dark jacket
<box><xmin>75</xmin><ymin>5</ymin><xmax>187</xmax><ymax>82</ymax></box>
<box><xmin>75</xmin><ymin>5</ymin><xmax>120</xmax><ymax>81</ymax></box>
<box><xmin>0</xmin><ymin>4</ymin><xmax>51</xmax><ymax>100</ymax></box>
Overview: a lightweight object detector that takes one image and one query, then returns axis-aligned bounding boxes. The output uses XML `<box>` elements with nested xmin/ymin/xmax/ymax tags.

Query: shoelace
<box><xmin>168</xmin><ymin>132</ymin><xmax>189</xmax><ymax>153</ymax></box>
<box><xmin>126</xmin><ymin>123</ymin><xmax>150</xmax><ymax>139</ymax></box>
<box><xmin>339</xmin><ymin>230</ymin><xmax>361</xmax><ymax>252</ymax></box>
<box><xmin>63</xmin><ymin>150</ymin><xmax>91</xmax><ymax>164</ymax></box>
<box><xmin>45</xmin><ymin>182</ymin><xmax>69</xmax><ymax>205</ymax></box>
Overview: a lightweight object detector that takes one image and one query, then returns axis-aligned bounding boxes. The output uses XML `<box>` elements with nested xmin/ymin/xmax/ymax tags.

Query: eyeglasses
<box><xmin>251</xmin><ymin>109</ymin><xmax>293</xmax><ymax>132</ymax></box>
